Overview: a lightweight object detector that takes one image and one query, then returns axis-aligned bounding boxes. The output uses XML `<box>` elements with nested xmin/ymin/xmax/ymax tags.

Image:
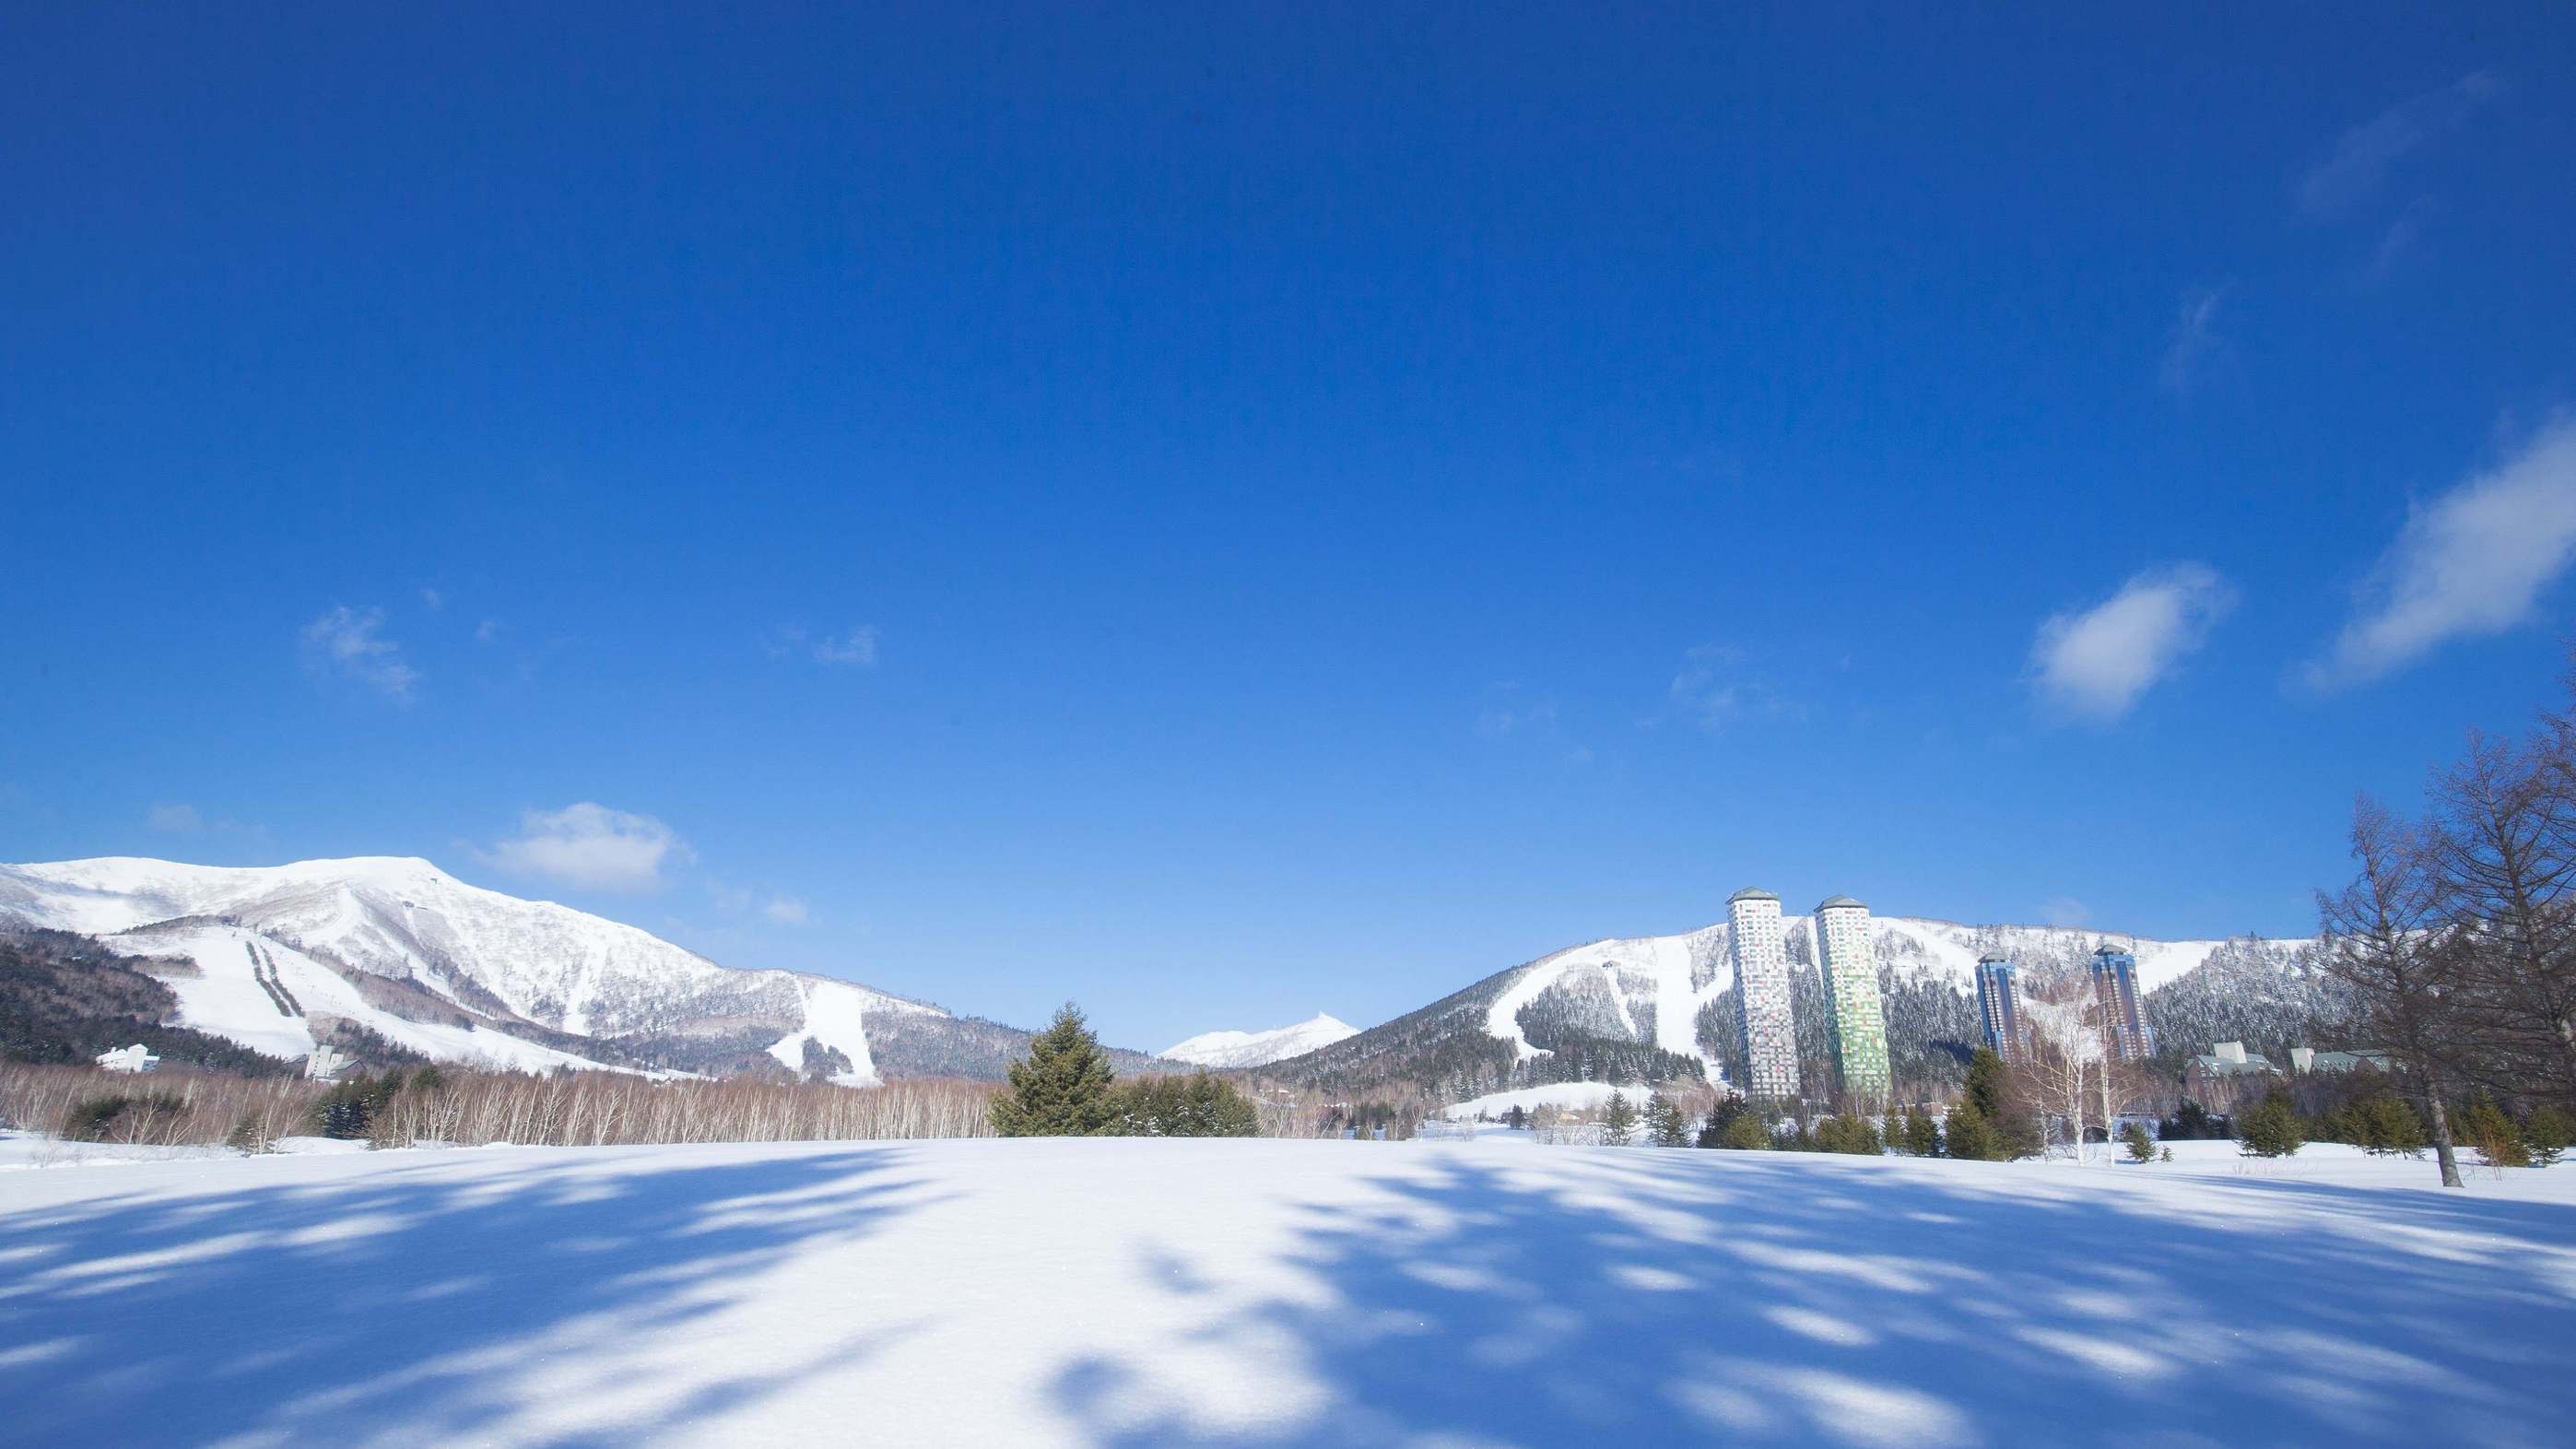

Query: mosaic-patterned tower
<box><xmin>1814</xmin><ymin>896</ymin><xmax>1890</xmax><ymax>1105</ymax></box>
<box><xmin>1729</xmin><ymin>887</ymin><xmax>1800</xmax><ymax>1100</ymax></box>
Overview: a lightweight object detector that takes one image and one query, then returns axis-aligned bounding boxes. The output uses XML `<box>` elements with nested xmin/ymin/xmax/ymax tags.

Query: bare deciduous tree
<box><xmin>2316</xmin><ymin>795</ymin><xmax>2464</xmax><ymax>1188</ymax></box>
<box><xmin>2429</xmin><ymin>730</ymin><xmax>2576</xmax><ymax>1102</ymax></box>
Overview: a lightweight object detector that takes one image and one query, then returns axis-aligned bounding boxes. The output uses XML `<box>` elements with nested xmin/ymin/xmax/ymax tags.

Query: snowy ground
<box><xmin>3</xmin><ymin>1134</ymin><xmax>2571</xmax><ymax>1447</ymax></box>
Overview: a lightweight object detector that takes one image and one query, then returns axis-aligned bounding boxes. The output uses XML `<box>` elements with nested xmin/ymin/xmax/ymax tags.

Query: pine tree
<box><xmin>1904</xmin><ymin>1105</ymin><xmax>1940</xmax><ymax>1159</ymax></box>
<box><xmin>1720</xmin><ymin>1113</ymin><xmax>1771</xmax><ymax>1149</ymax></box>
<box><xmin>2122</xmin><ymin>1121</ymin><xmax>2156</xmax><ymax>1163</ymax></box>
<box><xmin>2461</xmin><ymin>1093</ymin><xmax>2531</xmax><ymax>1168</ymax></box>
<box><xmin>1814</xmin><ymin>1114</ymin><xmax>1882</xmax><ymax>1155</ymax></box>
<box><xmin>2523</xmin><ymin>1104</ymin><xmax>2570</xmax><ymax>1168</ymax></box>
<box><xmin>2236</xmin><ymin>1088</ymin><xmax>2304</xmax><ymax>1158</ymax></box>
<box><xmin>990</xmin><ymin>1003</ymin><xmax>1116</xmax><ymax>1137</ymax></box>
<box><xmin>1602</xmin><ymin>1090</ymin><xmax>1640</xmax><ymax>1146</ymax></box>
<box><xmin>1964</xmin><ymin>1047</ymin><xmax>2009</xmax><ymax>1120</ymax></box>
<box><xmin>1942</xmin><ymin>1101</ymin><xmax>1998</xmax><ymax>1161</ymax></box>
<box><xmin>1644</xmin><ymin>1094</ymin><xmax>1689</xmax><ymax>1148</ymax></box>
<box><xmin>2358</xmin><ymin>1094</ymin><xmax>2427</xmax><ymax>1157</ymax></box>
<box><xmin>1957</xmin><ymin>1046</ymin><xmax>2039</xmax><ymax>1160</ymax></box>
<box><xmin>1696</xmin><ymin>1094</ymin><xmax>1746</xmax><ymax>1148</ymax></box>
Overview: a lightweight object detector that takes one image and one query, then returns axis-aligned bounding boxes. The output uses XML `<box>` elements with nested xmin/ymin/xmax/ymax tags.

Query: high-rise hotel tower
<box><xmin>1813</xmin><ymin>896</ymin><xmax>1891</xmax><ymax>1104</ymax></box>
<box><xmin>1728</xmin><ymin>887</ymin><xmax>1800</xmax><ymax>1100</ymax></box>
<box><xmin>2090</xmin><ymin>946</ymin><xmax>2154</xmax><ymax>1062</ymax></box>
<box><xmin>1974</xmin><ymin>957</ymin><xmax>2025</xmax><ymax>1064</ymax></box>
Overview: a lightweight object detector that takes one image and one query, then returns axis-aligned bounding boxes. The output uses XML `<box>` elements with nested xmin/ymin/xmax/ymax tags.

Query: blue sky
<box><xmin>6</xmin><ymin>6</ymin><xmax>2574</xmax><ymax>1052</ymax></box>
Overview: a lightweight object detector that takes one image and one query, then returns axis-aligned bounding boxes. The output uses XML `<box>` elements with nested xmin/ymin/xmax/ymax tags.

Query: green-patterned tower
<box><xmin>1814</xmin><ymin>895</ymin><xmax>1891</xmax><ymax>1106</ymax></box>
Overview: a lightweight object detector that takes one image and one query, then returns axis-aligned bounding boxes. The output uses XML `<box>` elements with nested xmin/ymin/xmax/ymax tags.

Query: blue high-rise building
<box><xmin>2090</xmin><ymin>946</ymin><xmax>2154</xmax><ymax>1062</ymax></box>
<box><xmin>1973</xmin><ymin>957</ymin><xmax>2023</xmax><ymax>1064</ymax></box>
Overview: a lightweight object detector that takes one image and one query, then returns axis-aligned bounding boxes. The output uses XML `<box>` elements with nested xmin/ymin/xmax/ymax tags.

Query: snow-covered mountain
<box><xmin>1263</xmin><ymin>909</ymin><xmax>2327</xmax><ymax>1098</ymax></box>
<box><xmin>1161</xmin><ymin>1013</ymin><xmax>1358</xmax><ymax>1068</ymax></box>
<box><xmin>0</xmin><ymin>856</ymin><xmax>1130</xmax><ymax>1084</ymax></box>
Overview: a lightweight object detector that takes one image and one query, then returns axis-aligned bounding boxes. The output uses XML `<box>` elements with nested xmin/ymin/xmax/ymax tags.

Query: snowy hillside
<box><xmin>1162</xmin><ymin>1013</ymin><xmax>1358</xmax><ymax>1068</ymax></box>
<box><xmin>2</xmin><ymin>1134</ymin><xmax>2565</xmax><ymax>1446</ymax></box>
<box><xmin>1271</xmin><ymin>910</ymin><xmax>2324</xmax><ymax>1099</ymax></box>
<box><xmin>0</xmin><ymin>856</ymin><xmax>971</xmax><ymax>1083</ymax></box>
<box><xmin>1488</xmin><ymin>911</ymin><xmax>2313</xmax><ymax>1073</ymax></box>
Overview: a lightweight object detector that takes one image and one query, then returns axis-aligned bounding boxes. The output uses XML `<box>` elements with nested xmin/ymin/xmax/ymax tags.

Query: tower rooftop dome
<box><xmin>1727</xmin><ymin>887</ymin><xmax>1779</xmax><ymax>904</ymax></box>
<box><xmin>1815</xmin><ymin>894</ymin><xmax>1866</xmax><ymax>912</ymax></box>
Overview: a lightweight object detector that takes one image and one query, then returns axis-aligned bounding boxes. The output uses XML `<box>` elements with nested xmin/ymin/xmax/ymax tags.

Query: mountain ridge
<box><xmin>0</xmin><ymin>855</ymin><xmax>1173</xmax><ymax>1082</ymax></box>
<box><xmin>1161</xmin><ymin>1013</ymin><xmax>1359</xmax><ymax>1068</ymax></box>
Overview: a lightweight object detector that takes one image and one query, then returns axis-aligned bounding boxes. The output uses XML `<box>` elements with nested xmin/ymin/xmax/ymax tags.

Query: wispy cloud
<box><xmin>2306</xmin><ymin>415</ymin><xmax>2576</xmax><ymax>689</ymax></box>
<box><xmin>419</xmin><ymin>587</ymin><xmax>445</xmax><ymax>611</ymax></box>
<box><xmin>711</xmin><ymin>880</ymin><xmax>814</xmax><ymax>926</ymax></box>
<box><xmin>1665</xmin><ymin>644</ymin><xmax>1795</xmax><ymax>732</ymax></box>
<box><xmin>146</xmin><ymin>802</ymin><xmax>205</xmax><ymax>833</ymax></box>
<box><xmin>2158</xmin><ymin>287</ymin><xmax>2233</xmax><ymax>395</ymax></box>
<box><xmin>475</xmin><ymin>618</ymin><xmax>502</xmax><ymax>644</ymax></box>
<box><xmin>145</xmin><ymin>801</ymin><xmax>262</xmax><ymax>840</ymax></box>
<box><xmin>2031</xmin><ymin>564</ymin><xmax>2236</xmax><ymax>722</ymax></box>
<box><xmin>478</xmin><ymin>803</ymin><xmax>692</xmax><ymax>893</ymax></box>
<box><xmin>2037</xmin><ymin>896</ymin><xmax>2092</xmax><ymax>928</ymax></box>
<box><xmin>769</xmin><ymin>624</ymin><xmax>880</xmax><ymax>667</ymax></box>
<box><xmin>2298</xmin><ymin>71</ymin><xmax>2502</xmax><ymax>217</ymax></box>
<box><xmin>300</xmin><ymin>606</ymin><xmax>420</xmax><ymax>701</ymax></box>
<box><xmin>1476</xmin><ymin>690</ymin><xmax>1559</xmax><ymax>741</ymax></box>
<box><xmin>1475</xmin><ymin>686</ymin><xmax>1593</xmax><ymax>763</ymax></box>
<box><xmin>2361</xmin><ymin>195</ymin><xmax>2441</xmax><ymax>285</ymax></box>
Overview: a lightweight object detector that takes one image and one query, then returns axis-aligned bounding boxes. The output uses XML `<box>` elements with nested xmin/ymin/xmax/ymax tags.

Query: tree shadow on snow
<box><xmin>1052</xmin><ymin>1151</ymin><xmax>2576</xmax><ymax>1448</ymax></box>
<box><xmin>0</xmin><ymin>1143</ymin><xmax>935</xmax><ymax>1446</ymax></box>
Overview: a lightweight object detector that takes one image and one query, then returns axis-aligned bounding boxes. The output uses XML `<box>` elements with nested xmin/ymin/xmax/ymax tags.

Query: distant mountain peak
<box><xmin>1161</xmin><ymin>1012</ymin><xmax>1359</xmax><ymax>1068</ymax></box>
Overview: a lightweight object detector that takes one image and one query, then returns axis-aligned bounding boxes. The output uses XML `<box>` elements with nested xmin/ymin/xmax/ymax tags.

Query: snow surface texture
<box><xmin>0</xmin><ymin>857</ymin><xmax>935</xmax><ymax>1083</ymax></box>
<box><xmin>1162</xmin><ymin>1014</ymin><xmax>1359</xmax><ymax>1068</ymax></box>
<box><xmin>3</xmin><ymin>1134</ymin><xmax>2569</xmax><ymax>1447</ymax></box>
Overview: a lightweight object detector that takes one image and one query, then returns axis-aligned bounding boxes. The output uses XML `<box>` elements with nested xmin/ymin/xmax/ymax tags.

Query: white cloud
<box><xmin>2031</xmin><ymin>564</ymin><xmax>2235</xmax><ymax>721</ymax></box>
<box><xmin>147</xmin><ymin>802</ymin><xmax>205</xmax><ymax>833</ymax></box>
<box><xmin>2298</xmin><ymin>71</ymin><xmax>2501</xmax><ymax>217</ymax></box>
<box><xmin>479</xmin><ymin>803</ymin><xmax>692</xmax><ymax>893</ymax></box>
<box><xmin>300</xmin><ymin>606</ymin><xmax>421</xmax><ymax>701</ymax></box>
<box><xmin>420</xmin><ymin>587</ymin><xmax>445</xmax><ymax>611</ymax></box>
<box><xmin>2037</xmin><ymin>896</ymin><xmax>2091</xmax><ymax>928</ymax></box>
<box><xmin>764</xmin><ymin>896</ymin><xmax>811</xmax><ymax>925</ymax></box>
<box><xmin>475</xmin><ymin>618</ymin><xmax>502</xmax><ymax>644</ymax></box>
<box><xmin>2307</xmin><ymin>416</ymin><xmax>2576</xmax><ymax>689</ymax></box>
<box><xmin>770</xmin><ymin>624</ymin><xmax>880</xmax><ymax>667</ymax></box>
<box><xmin>812</xmin><ymin>627</ymin><xmax>878</xmax><ymax>666</ymax></box>
<box><xmin>2158</xmin><ymin>287</ymin><xmax>2231</xmax><ymax>395</ymax></box>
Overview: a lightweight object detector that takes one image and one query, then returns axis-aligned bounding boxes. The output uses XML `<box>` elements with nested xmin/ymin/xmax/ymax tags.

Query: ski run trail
<box><xmin>3</xmin><ymin>1134</ymin><xmax>2571</xmax><ymax>1446</ymax></box>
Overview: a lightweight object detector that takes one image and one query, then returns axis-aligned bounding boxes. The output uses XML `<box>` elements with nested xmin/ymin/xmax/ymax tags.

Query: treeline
<box><xmin>2315</xmin><ymin>669</ymin><xmax>2576</xmax><ymax>1185</ymax></box>
<box><xmin>0</xmin><ymin>1060</ymin><xmax>999</xmax><ymax>1151</ymax></box>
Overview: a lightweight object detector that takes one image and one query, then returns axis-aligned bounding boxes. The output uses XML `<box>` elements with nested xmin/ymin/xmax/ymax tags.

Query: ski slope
<box><xmin>0</xmin><ymin>856</ymin><xmax>936</xmax><ymax>1080</ymax></box>
<box><xmin>3</xmin><ymin>1134</ymin><xmax>2568</xmax><ymax>1446</ymax></box>
<box><xmin>1474</xmin><ymin>913</ymin><xmax>2310</xmax><ymax>1082</ymax></box>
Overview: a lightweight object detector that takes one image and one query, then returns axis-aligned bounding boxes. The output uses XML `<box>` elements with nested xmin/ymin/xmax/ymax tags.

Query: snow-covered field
<box><xmin>3</xmin><ymin>1135</ymin><xmax>2570</xmax><ymax>1447</ymax></box>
